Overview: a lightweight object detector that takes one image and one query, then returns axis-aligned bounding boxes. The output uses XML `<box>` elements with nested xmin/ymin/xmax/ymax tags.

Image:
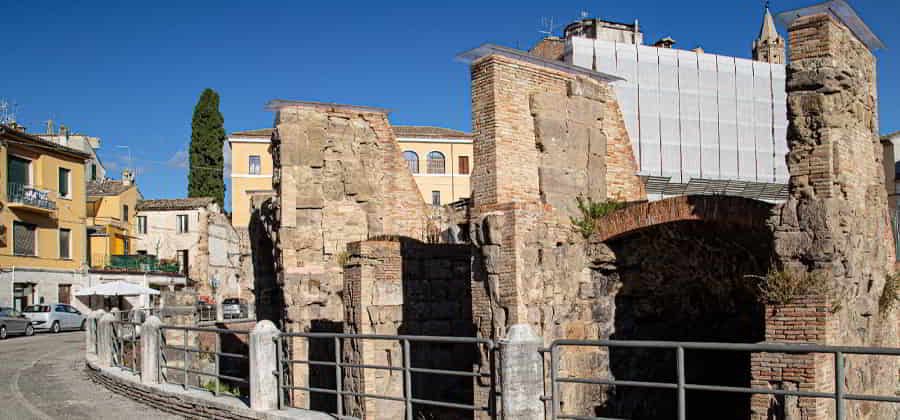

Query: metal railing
<box><xmin>276</xmin><ymin>332</ymin><xmax>496</xmax><ymax>419</ymax></box>
<box><xmin>111</xmin><ymin>321</ymin><xmax>142</xmax><ymax>375</ymax></box>
<box><xmin>196</xmin><ymin>303</ymin><xmax>256</xmax><ymax>323</ymax></box>
<box><xmin>103</xmin><ymin>254</ymin><xmax>181</xmax><ymax>273</ymax></box>
<box><xmin>6</xmin><ymin>182</ymin><xmax>55</xmax><ymax>210</ymax></box>
<box><xmin>545</xmin><ymin>339</ymin><xmax>900</xmax><ymax>420</ymax></box>
<box><xmin>114</xmin><ymin>308</ymin><xmax>159</xmax><ymax>323</ymax></box>
<box><xmin>158</xmin><ymin>325</ymin><xmax>251</xmax><ymax>398</ymax></box>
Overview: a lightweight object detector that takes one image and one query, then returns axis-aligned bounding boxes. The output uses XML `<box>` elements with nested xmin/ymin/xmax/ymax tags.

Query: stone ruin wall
<box><xmin>468</xmin><ymin>53</ymin><xmax>646</xmax><ymax>415</ymax></box>
<box><xmin>271</xmin><ymin>103</ymin><xmax>430</xmax><ymax>333</ymax></box>
<box><xmin>342</xmin><ymin>239</ymin><xmax>475</xmax><ymax>419</ymax></box>
<box><xmin>755</xmin><ymin>13</ymin><xmax>899</xmax><ymax>420</ymax></box>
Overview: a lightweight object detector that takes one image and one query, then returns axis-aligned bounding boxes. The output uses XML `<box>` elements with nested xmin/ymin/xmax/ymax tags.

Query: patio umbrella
<box><xmin>75</xmin><ymin>280</ymin><xmax>160</xmax><ymax>297</ymax></box>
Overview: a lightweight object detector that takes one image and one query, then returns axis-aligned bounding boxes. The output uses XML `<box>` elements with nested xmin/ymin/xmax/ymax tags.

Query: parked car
<box><xmin>221</xmin><ymin>298</ymin><xmax>247</xmax><ymax>319</ymax></box>
<box><xmin>23</xmin><ymin>304</ymin><xmax>85</xmax><ymax>333</ymax></box>
<box><xmin>197</xmin><ymin>300</ymin><xmax>215</xmax><ymax>322</ymax></box>
<box><xmin>0</xmin><ymin>307</ymin><xmax>34</xmax><ymax>339</ymax></box>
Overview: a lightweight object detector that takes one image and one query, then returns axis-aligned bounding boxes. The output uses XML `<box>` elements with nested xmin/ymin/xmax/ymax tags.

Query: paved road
<box><xmin>0</xmin><ymin>331</ymin><xmax>181</xmax><ymax>420</ymax></box>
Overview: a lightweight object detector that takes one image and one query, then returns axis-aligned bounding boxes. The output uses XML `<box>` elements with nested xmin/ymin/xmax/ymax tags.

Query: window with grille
<box><xmin>13</xmin><ymin>222</ymin><xmax>36</xmax><ymax>256</ymax></box>
<box><xmin>58</xmin><ymin>167</ymin><xmax>71</xmax><ymax>198</ymax></box>
<box><xmin>177</xmin><ymin>214</ymin><xmax>189</xmax><ymax>233</ymax></box>
<box><xmin>403</xmin><ymin>151</ymin><xmax>419</xmax><ymax>174</ymax></box>
<box><xmin>59</xmin><ymin>229</ymin><xmax>71</xmax><ymax>259</ymax></box>
<box><xmin>249</xmin><ymin>155</ymin><xmax>262</xmax><ymax>175</ymax></box>
<box><xmin>458</xmin><ymin>156</ymin><xmax>470</xmax><ymax>175</ymax></box>
<box><xmin>427</xmin><ymin>151</ymin><xmax>445</xmax><ymax>174</ymax></box>
<box><xmin>431</xmin><ymin>190</ymin><xmax>441</xmax><ymax>206</ymax></box>
<box><xmin>137</xmin><ymin>216</ymin><xmax>148</xmax><ymax>234</ymax></box>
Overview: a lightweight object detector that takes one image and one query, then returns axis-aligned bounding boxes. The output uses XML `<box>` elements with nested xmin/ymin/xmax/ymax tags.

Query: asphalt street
<box><xmin>0</xmin><ymin>330</ymin><xmax>181</xmax><ymax>420</ymax></box>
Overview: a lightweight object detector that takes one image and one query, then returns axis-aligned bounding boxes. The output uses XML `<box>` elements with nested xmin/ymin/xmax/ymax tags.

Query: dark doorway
<box><xmin>600</xmin><ymin>220</ymin><xmax>771</xmax><ymax>420</ymax></box>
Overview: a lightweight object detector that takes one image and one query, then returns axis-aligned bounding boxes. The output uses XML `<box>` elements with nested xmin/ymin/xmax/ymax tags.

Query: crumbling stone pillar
<box><xmin>500</xmin><ymin>324</ymin><xmax>544</xmax><ymax>420</ymax></box>
<box><xmin>97</xmin><ymin>312</ymin><xmax>116</xmax><ymax>368</ymax></box>
<box><xmin>250</xmin><ymin>320</ymin><xmax>280</xmax><ymax>411</ymax></box>
<box><xmin>762</xmin><ymin>11</ymin><xmax>899</xmax><ymax>420</ymax></box>
<box><xmin>343</xmin><ymin>240</ymin><xmax>405</xmax><ymax>419</ymax></box>
<box><xmin>141</xmin><ymin>315</ymin><xmax>162</xmax><ymax>385</ymax></box>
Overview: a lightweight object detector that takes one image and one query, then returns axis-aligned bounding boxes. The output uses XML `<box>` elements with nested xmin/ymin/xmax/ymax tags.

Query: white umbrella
<box><xmin>75</xmin><ymin>280</ymin><xmax>160</xmax><ymax>297</ymax></box>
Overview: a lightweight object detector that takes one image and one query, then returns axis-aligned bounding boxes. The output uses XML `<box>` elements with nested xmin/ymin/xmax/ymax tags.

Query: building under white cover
<box><xmin>558</xmin><ymin>11</ymin><xmax>790</xmax><ymax>201</ymax></box>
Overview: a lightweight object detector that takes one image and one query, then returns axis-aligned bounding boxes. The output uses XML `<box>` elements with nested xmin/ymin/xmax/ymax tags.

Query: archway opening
<box><xmin>601</xmin><ymin>219</ymin><xmax>772</xmax><ymax>419</ymax></box>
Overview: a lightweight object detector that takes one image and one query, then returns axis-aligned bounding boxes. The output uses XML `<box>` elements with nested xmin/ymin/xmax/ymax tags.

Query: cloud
<box><xmin>166</xmin><ymin>150</ymin><xmax>189</xmax><ymax>169</ymax></box>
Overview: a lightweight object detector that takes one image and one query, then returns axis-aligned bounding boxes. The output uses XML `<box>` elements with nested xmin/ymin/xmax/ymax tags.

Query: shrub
<box><xmin>570</xmin><ymin>195</ymin><xmax>627</xmax><ymax>238</ymax></box>
<box><xmin>203</xmin><ymin>380</ymin><xmax>243</xmax><ymax>397</ymax></box>
<box><xmin>750</xmin><ymin>269</ymin><xmax>831</xmax><ymax>306</ymax></box>
<box><xmin>879</xmin><ymin>273</ymin><xmax>900</xmax><ymax>314</ymax></box>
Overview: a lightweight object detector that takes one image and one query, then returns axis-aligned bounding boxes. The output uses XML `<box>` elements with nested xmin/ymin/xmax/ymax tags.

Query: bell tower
<box><xmin>752</xmin><ymin>5</ymin><xmax>785</xmax><ymax>64</ymax></box>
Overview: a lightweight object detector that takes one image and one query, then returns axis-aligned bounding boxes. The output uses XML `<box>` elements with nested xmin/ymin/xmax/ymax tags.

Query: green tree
<box><xmin>188</xmin><ymin>88</ymin><xmax>226</xmax><ymax>207</ymax></box>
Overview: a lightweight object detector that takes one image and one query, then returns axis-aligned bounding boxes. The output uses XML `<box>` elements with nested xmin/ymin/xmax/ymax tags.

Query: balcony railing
<box><xmin>7</xmin><ymin>183</ymin><xmax>56</xmax><ymax>211</ymax></box>
<box><xmin>102</xmin><ymin>254</ymin><xmax>182</xmax><ymax>274</ymax></box>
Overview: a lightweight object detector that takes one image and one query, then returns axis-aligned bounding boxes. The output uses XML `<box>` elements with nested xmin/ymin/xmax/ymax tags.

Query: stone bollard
<box><xmin>216</xmin><ymin>302</ymin><xmax>224</xmax><ymax>323</ymax></box>
<box><xmin>249</xmin><ymin>320</ymin><xmax>279</xmax><ymax>411</ymax></box>
<box><xmin>141</xmin><ymin>316</ymin><xmax>163</xmax><ymax>384</ymax></box>
<box><xmin>97</xmin><ymin>312</ymin><xmax>117</xmax><ymax>368</ymax></box>
<box><xmin>500</xmin><ymin>324</ymin><xmax>544</xmax><ymax>420</ymax></box>
<box><xmin>85</xmin><ymin>309</ymin><xmax>105</xmax><ymax>359</ymax></box>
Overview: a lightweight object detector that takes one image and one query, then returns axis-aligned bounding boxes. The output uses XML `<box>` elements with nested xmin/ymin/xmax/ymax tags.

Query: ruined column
<box><xmin>500</xmin><ymin>324</ymin><xmax>544</xmax><ymax>420</ymax></box>
<box><xmin>758</xmin><ymin>10</ymin><xmax>899</xmax><ymax>420</ymax></box>
<box><xmin>97</xmin><ymin>312</ymin><xmax>116</xmax><ymax>368</ymax></box>
<box><xmin>250</xmin><ymin>320</ymin><xmax>279</xmax><ymax>411</ymax></box>
<box><xmin>141</xmin><ymin>316</ymin><xmax>162</xmax><ymax>385</ymax></box>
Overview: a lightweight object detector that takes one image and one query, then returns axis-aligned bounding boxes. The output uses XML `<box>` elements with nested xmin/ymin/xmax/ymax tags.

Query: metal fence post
<box><xmin>835</xmin><ymin>351</ymin><xmax>845</xmax><ymax>420</ymax></box>
<box><xmin>676</xmin><ymin>346</ymin><xmax>686</xmax><ymax>420</ymax></box>
<box><xmin>249</xmin><ymin>320</ymin><xmax>279</xmax><ymax>410</ymax></box>
<box><xmin>500</xmin><ymin>324</ymin><xmax>544</xmax><ymax>420</ymax></box>
<box><xmin>183</xmin><ymin>328</ymin><xmax>189</xmax><ymax>389</ymax></box>
<box><xmin>334</xmin><ymin>336</ymin><xmax>343</xmax><ymax>417</ymax></box>
<box><xmin>403</xmin><ymin>338</ymin><xmax>413</xmax><ymax>420</ymax></box>
<box><xmin>141</xmin><ymin>316</ymin><xmax>162</xmax><ymax>384</ymax></box>
<box><xmin>215</xmin><ymin>333</ymin><xmax>221</xmax><ymax>396</ymax></box>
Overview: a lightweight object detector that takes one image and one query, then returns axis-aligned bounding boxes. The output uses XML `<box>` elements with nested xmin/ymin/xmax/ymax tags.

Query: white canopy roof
<box><xmin>75</xmin><ymin>280</ymin><xmax>160</xmax><ymax>297</ymax></box>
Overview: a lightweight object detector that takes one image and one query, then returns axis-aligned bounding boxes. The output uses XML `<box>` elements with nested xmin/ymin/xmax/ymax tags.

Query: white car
<box><xmin>23</xmin><ymin>304</ymin><xmax>85</xmax><ymax>333</ymax></box>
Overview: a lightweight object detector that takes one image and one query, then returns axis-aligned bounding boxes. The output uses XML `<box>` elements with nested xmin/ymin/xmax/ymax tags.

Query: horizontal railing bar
<box><xmin>279</xmin><ymin>332</ymin><xmax>494</xmax><ymax>346</ymax></box>
<box><xmin>409</xmin><ymin>397</ymin><xmax>486</xmax><ymax>411</ymax></box>
<box><xmin>551</xmin><ymin>339</ymin><xmax>900</xmax><ymax>355</ymax></box>
<box><xmin>683</xmin><ymin>383</ymin><xmax>835</xmax><ymax>399</ymax></box>
<box><xmin>160</xmin><ymin>345</ymin><xmax>248</xmax><ymax>360</ymax></box>
<box><xmin>160</xmin><ymin>326</ymin><xmax>250</xmax><ymax>335</ymax></box>
<box><xmin>557</xmin><ymin>377</ymin><xmax>678</xmax><ymax>390</ymax></box>
<box><xmin>557</xmin><ymin>416</ymin><xmax>627</xmax><ymax>420</ymax></box>
<box><xmin>280</xmin><ymin>359</ymin><xmax>486</xmax><ymax>378</ymax></box>
<box><xmin>844</xmin><ymin>393</ymin><xmax>900</xmax><ymax>403</ymax></box>
<box><xmin>218</xmin><ymin>351</ymin><xmax>249</xmax><ymax>360</ymax></box>
<box><xmin>161</xmin><ymin>365</ymin><xmax>249</xmax><ymax>384</ymax></box>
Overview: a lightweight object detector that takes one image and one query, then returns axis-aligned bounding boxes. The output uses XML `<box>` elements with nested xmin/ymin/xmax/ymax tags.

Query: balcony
<box><xmin>94</xmin><ymin>254</ymin><xmax>182</xmax><ymax>274</ymax></box>
<box><xmin>6</xmin><ymin>183</ymin><xmax>56</xmax><ymax>214</ymax></box>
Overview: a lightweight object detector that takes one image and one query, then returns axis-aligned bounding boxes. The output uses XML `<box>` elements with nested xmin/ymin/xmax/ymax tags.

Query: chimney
<box><xmin>122</xmin><ymin>169</ymin><xmax>134</xmax><ymax>186</ymax></box>
<box><xmin>653</xmin><ymin>36</ymin><xmax>676</xmax><ymax>49</ymax></box>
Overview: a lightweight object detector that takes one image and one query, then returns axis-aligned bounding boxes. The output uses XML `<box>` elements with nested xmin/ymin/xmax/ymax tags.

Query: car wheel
<box><xmin>51</xmin><ymin>321</ymin><xmax>61</xmax><ymax>334</ymax></box>
<box><xmin>80</xmin><ymin>320</ymin><xmax>86</xmax><ymax>331</ymax></box>
<box><xmin>25</xmin><ymin>325</ymin><xmax>34</xmax><ymax>337</ymax></box>
<box><xmin>0</xmin><ymin>326</ymin><xmax>6</xmax><ymax>340</ymax></box>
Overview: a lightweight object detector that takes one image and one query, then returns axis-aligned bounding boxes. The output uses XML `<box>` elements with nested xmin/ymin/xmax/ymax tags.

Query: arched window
<box><xmin>403</xmin><ymin>151</ymin><xmax>419</xmax><ymax>174</ymax></box>
<box><xmin>427</xmin><ymin>151</ymin><xmax>446</xmax><ymax>174</ymax></box>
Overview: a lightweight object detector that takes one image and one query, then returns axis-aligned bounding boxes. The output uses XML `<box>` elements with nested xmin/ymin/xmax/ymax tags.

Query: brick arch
<box><xmin>592</xmin><ymin>195</ymin><xmax>774</xmax><ymax>242</ymax></box>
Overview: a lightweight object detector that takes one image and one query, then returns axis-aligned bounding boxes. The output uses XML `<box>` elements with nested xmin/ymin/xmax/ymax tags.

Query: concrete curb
<box><xmin>84</xmin><ymin>360</ymin><xmax>333</xmax><ymax>420</ymax></box>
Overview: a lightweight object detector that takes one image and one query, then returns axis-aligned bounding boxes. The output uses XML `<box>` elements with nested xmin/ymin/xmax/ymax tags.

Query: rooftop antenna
<box><xmin>580</xmin><ymin>10</ymin><xmax>591</xmax><ymax>19</ymax></box>
<box><xmin>539</xmin><ymin>16</ymin><xmax>561</xmax><ymax>38</ymax></box>
<box><xmin>0</xmin><ymin>99</ymin><xmax>16</xmax><ymax>125</ymax></box>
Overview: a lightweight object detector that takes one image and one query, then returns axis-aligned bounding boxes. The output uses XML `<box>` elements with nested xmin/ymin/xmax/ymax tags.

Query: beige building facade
<box><xmin>227</xmin><ymin>125</ymin><xmax>472</xmax><ymax>228</ymax></box>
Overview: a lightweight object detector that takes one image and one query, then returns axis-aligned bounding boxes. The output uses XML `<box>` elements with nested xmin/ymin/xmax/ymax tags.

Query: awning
<box><xmin>75</xmin><ymin>280</ymin><xmax>161</xmax><ymax>297</ymax></box>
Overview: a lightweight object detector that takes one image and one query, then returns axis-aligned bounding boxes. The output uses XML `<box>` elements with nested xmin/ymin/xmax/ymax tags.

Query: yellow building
<box><xmin>393</xmin><ymin>126</ymin><xmax>473</xmax><ymax>206</ymax></box>
<box><xmin>86</xmin><ymin>171</ymin><xmax>142</xmax><ymax>268</ymax></box>
<box><xmin>227</xmin><ymin>125</ymin><xmax>472</xmax><ymax>227</ymax></box>
<box><xmin>227</xmin><ymin>128</ymin><xmax>275</xmax><ymax>229</ymax></box>
<box><xmin>0</xmin><ymin>124</ymin><xmax>90</xmax><ymax>310</ymax></box>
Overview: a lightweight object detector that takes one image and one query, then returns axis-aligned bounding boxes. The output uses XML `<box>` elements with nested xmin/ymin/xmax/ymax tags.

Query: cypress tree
<box><xmin>188</xmin><ymin>88</ymin><xmax>226</xmax><ymax>207</ymax></box>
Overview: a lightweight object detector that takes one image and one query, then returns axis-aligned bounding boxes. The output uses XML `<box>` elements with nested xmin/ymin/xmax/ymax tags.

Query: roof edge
<box><xmin>455</xmin><ymin>43</ymin><xmax>624</xmax><ymax>83</ymax></box>
<box><xmin>265</xmin><ymin>99</ymin><xmax>391</xmax><ymax>115</ymax></box>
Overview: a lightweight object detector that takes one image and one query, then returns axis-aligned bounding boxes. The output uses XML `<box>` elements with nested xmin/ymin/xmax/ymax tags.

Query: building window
<box><xmin>431</xmin><ymin>191</ymin><xmax>441</xmax><ymax>206</ymax></box>
<box><xmin>177</xmin><ymin>250</ymin><xmax>189</xmax><ymax>275</ymax></box>
<box><xmin>458</xmin><ymin>156</ymin><xmax>470</xmax><ymax>175</ymax></box>
<box><xmin>403</xmin><ymin>151</ymin><xmax>419</xmax><ymax>174</ymax></box>
<box><xmin>59</xmin><ymin>229</ymin><xmax>71</xmax><ymax>259</ymax></box>
<box><xmin>249</xmin><ymin>155</ymin><xmax>261</xmax><ymax>175</ymax></box>
<box><xmin>136</xmin><ymin>216</ymin><xmax>147</xmax><ymax>234</ymax></box>
<box><xmin>176</xmin><ymin>214</ymin><xmax>189</xmax><ymax>233</ymax></box>
<box><xmin>58</xmin><ymin>167</ymin><xmax>71</xmax><ymax>198</ymax></box>
<box><xmin>91</xmin><ymin>164</ymin><xmax>98</xmax><ymax>181</ymax></box>
<box><xmin>8</xmin><ymin>155</ymin><xmax>31</xmax><ymax>186</ymax></box>
<box><xmin>122</xmin><ymin>205</ymin><xmax>129</xmax><ymax>222</ymax></box>
<box><xmin>13</xmin><ymin>221</ymin><xmax>36</xmax><ymax>256</ymax></box>
<box><xmin>427</xmin><ymin>151</ymin><xmax>446</xmax><ymax>174</ymax></box>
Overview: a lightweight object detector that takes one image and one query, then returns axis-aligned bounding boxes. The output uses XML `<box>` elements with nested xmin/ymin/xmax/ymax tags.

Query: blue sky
<box><xmin>2</xmin><ymin>0</ymin><xmax>898</xmax><ymax>207</ymax></box>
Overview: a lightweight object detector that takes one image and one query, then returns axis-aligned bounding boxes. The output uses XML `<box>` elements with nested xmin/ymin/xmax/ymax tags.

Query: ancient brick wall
<box><xmin>468</xmin><ymin>53</ymin><xmax>645</xmax><ymax>417</ymax></box>
<box><xmin>762</xmin><ymin>13</ymin><xmax>899</xmax><ymax>420</ymax></box>
<box><xmin>342</xmin><ymin>239</ymin><xmax>478</xmax><ymax>419</ymax></box>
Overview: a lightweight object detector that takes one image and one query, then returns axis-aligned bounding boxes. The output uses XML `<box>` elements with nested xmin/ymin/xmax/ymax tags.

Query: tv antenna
<box><xmin>539</xmin><ymin>16</ymin><xmax>562</xmax><ymax>38</ymax></box>
<box><xmin>580</xmin><ymin>10</ymin><xmax>591</xmax><ymax>19</ymax></box>
<box><xmin>0</xmin><ymin>99</ymin><xmax>17</xmax><ymax>125</ymax></box>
